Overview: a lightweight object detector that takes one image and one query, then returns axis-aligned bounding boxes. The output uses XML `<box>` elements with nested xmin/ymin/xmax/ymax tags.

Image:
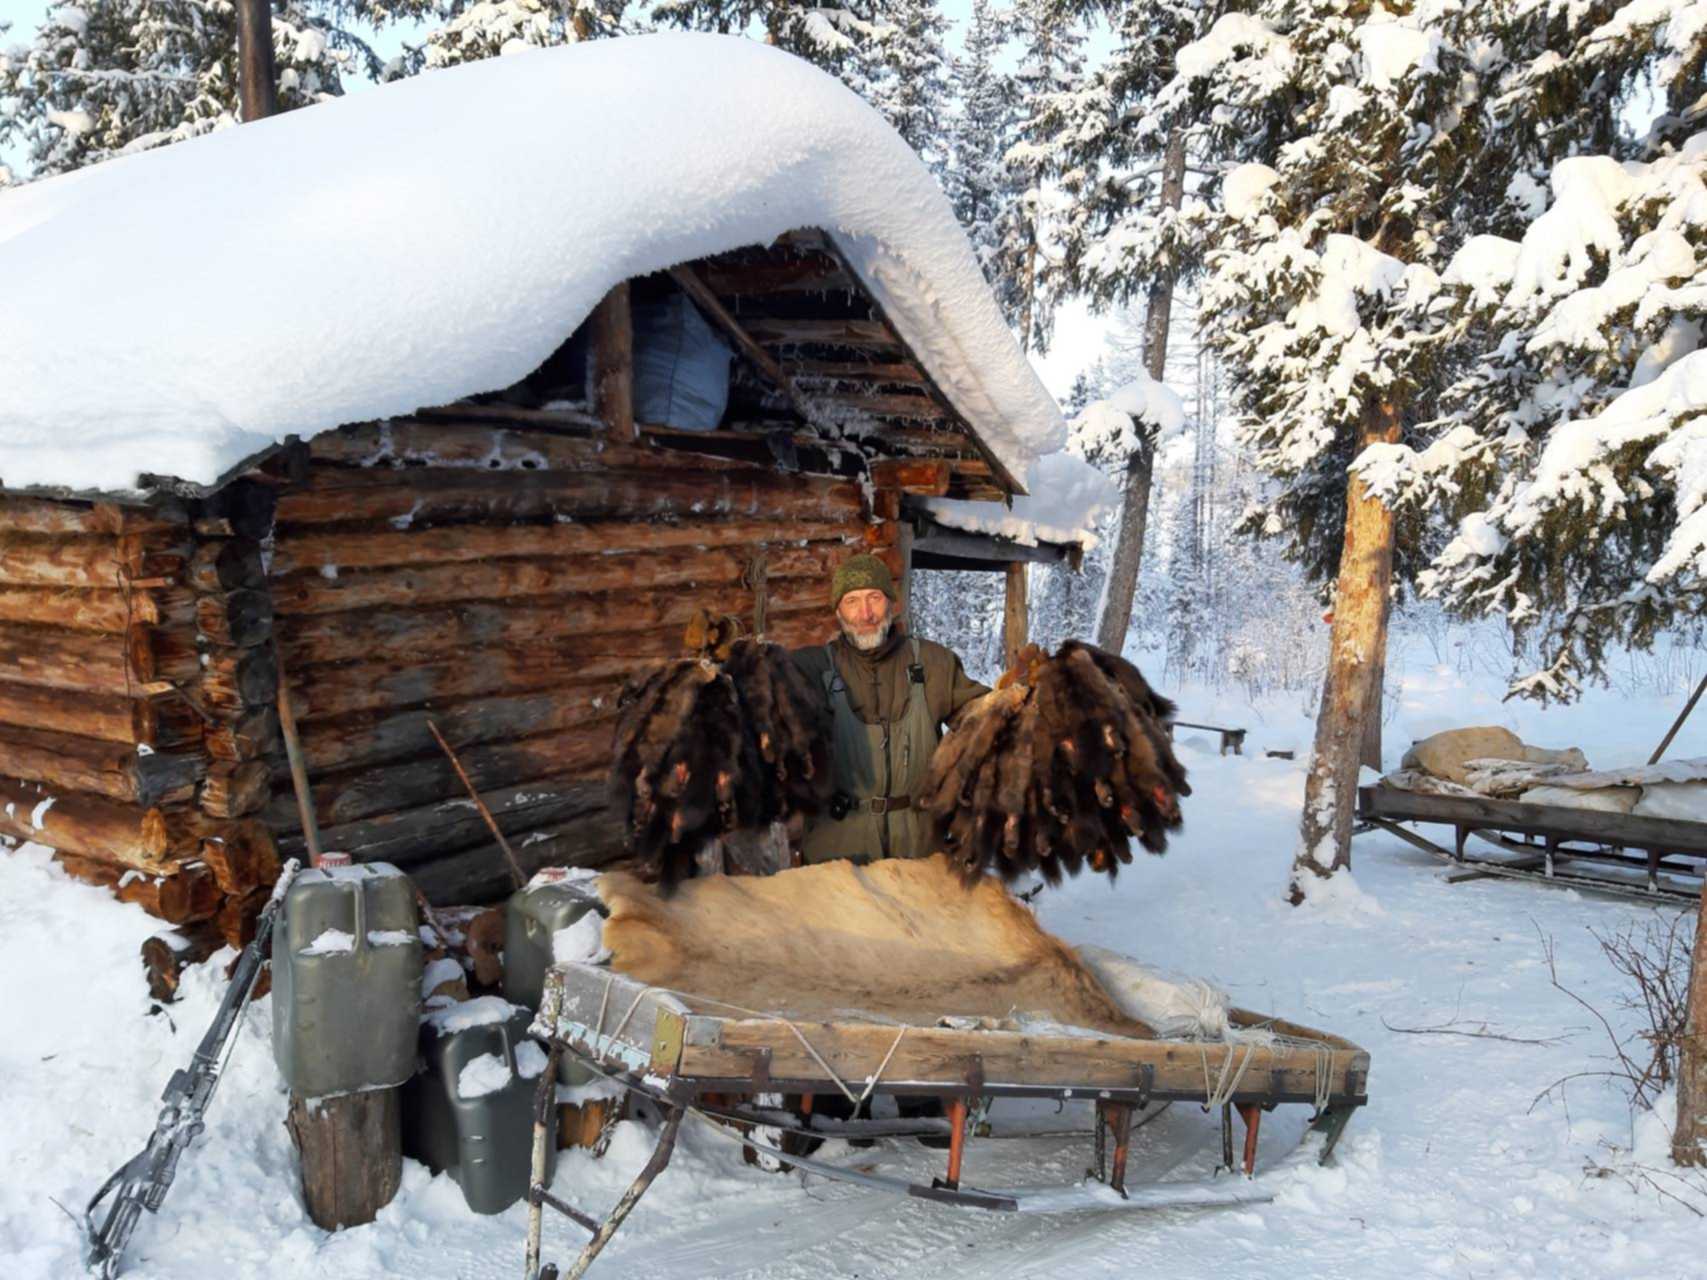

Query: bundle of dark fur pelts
<box><xmin>608</xmin><ymin>639</ymin><xmax>830</xmax><ymax>886</ymax></box>
<box><xmin>917</xmin><ymin>640</ymin><xmax>1191</xmax><ymax>885</ymax></box>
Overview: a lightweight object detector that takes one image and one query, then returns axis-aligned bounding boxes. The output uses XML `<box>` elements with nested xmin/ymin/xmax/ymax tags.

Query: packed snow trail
<box><xmin>5</xmin><ymin>658</ymin><xmax>1707</xmax><ymax>1278</ymax></box>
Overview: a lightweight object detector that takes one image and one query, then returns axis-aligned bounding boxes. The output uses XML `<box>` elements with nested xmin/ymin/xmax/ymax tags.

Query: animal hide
<box><xmin>608</xmin><ymin>639</ymin><xmax>829</xmax><ymax>886</ymax></box>
<box><xmin>917</xmin><ymin>641</ymin><xmax>1190</xmax><ymax>885</ymax></box>
<box><xmin>598</xmin><ymin>854</ymin><xmax>1153</xmax><ymax>1038</ymax></box>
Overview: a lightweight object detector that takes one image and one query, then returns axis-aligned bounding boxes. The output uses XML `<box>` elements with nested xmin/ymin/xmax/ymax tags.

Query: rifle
<box><xmin>84</xmin><ymin>858</ymin><xmax>301</xmax><ymax>1279</ymax></box>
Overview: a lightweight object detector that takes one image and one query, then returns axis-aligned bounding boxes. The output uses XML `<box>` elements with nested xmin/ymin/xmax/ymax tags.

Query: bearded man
<box><xmin>791</xmin><ymin>553</ymin><xmax>988</xmax><ymax>864</ymax></box>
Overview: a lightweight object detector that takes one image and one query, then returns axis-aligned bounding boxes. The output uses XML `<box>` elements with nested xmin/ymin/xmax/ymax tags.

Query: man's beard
<box><xmin>839</xmin><ymin>614</ymin><xmax>893</xmax><ymax>652</ymax></box>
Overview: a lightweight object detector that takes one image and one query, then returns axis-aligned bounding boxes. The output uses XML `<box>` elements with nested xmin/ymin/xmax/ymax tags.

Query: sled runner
<box><xmin>1356</xmin><ymin>785</ymin><xmax>1707</xmax><ymax>902</ymax></box>
<box><xmin>520</xmin><ymin>959</ymin><xmax>1369</xmax><ymax>1280</ymax></box>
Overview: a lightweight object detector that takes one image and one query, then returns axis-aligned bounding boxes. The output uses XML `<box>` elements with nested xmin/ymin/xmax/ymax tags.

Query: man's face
<box><xmin>837</xmin><ymin>588</ymin><xmax>893</xmax><ymax>652</ymax></box>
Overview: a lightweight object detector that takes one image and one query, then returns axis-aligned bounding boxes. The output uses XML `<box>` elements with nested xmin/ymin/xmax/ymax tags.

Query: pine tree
<box><xmin>0</xmin><ymin>0</ymin><xmax>358</xmax><ymax>177</ymax></box>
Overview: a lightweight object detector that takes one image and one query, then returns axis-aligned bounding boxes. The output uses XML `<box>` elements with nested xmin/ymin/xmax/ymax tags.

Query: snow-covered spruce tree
<box><xmin>1032</xmin><ymin>0</ymin><xmax>1230</xmax><ymax>652</ymax></box>
<box><xmin>0</xmin><ymin>0</ymin><xmax>357</xmax><ymax>177</ymax></box>
<box><xmin>1166</xmin><ymin>3</ymin><xmax>1497</xmax><ymax>901</ymax></box>
<box><xmin>941</xmin><ymin>0</ymin><xmax>1015</xmax><ymax>284</ymax></box>
<box><xmin>993</xmin><ymin>0</ymin><xmax>1084</xmax><ymax>352</ymax></box>
<box><xmin>355</xmin><ymin>0</ymin><xmax>626</xmax><ymax>77</ymax></box>
<box><xmin>863</xmin><ymin>0</ymin><xmax>952</xmax><ymax>161</ymax></box>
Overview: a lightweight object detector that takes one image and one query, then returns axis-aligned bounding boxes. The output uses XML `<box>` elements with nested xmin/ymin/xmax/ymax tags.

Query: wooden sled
<box><xmin>521</xmin><ymin>960</ymin><xmax>1370</xmax><ymax>1280</ymax></box>
<box><xmin>1356</xmin><ymin>785</ymin><xmax>1707</xmax><ymax>902</ymax></box>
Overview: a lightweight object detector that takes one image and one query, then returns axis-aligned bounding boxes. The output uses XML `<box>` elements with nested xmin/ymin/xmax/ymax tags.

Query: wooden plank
<box><xmin>869</xmin><ymin>459</ymin><xmax>950</xmax><ymax>497</ymax></box>
<box><xmin>788</xmin><ymin>360</ymin><xmax>927</xmax><ymax>385</ymax></box>
<box><xmin>695</xmin><ymin>257</ymin><xmax>852</xmax><ymax>297</ymax></box>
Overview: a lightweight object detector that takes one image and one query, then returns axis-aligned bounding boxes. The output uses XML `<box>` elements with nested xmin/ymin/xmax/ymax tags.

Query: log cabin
<box><xmin>0</xmin><ymin>34</ymin><xmax>1109</xmax><ymax>946</ymax></box>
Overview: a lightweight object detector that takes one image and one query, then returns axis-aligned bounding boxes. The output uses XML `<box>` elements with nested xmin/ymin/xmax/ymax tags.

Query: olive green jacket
<box><xmin>791</xmin><ymin>627</ymin><xmax>988</xmax><ymax>863</ymax></box>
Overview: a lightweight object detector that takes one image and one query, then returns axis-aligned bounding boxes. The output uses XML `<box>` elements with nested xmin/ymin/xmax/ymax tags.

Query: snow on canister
<box><xmin>0</xmin><ymin>33</ymin><xmax>1064</xmax><ymax>496</ymax></box>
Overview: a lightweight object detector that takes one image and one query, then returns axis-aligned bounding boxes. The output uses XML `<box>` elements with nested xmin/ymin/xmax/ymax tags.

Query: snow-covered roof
<box><xmin>0</xmin><ymin>33</ymin><xmax>1064</xmax><ymax>495</ymax></box>
<box><xmin>920</xmin><ymin>450</ymin><xmax>1117</xmax><ymax>550</ymax></box>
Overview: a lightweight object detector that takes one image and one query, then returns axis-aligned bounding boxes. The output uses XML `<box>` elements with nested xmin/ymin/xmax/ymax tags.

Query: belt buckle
<box><xmin>867</xmin><ymin>796</ymin><xmax>887</xmax><ymax>815</ymax></box>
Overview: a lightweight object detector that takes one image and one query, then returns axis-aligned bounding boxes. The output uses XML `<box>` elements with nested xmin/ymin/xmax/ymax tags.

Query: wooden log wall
<box><xmin>260</xmin><ymin>414</ymin><xmax>900</xmax><ymax>904</ymax></box>
<box><xmin>0</xmin><ymin>494</ymin><xmax>275</xmax><ymax>940</ymax></box>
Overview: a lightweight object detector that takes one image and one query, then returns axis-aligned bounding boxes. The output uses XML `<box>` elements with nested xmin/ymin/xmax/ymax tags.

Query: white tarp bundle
<box><xmin>0</xmin><ymin>33</ymin><xmax>1064</xmax><ymax>495</ymax></box>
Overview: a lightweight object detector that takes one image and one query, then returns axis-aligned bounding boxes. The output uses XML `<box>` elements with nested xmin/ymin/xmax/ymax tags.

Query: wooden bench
<box><xmin>1168</xmin><ymin>721</ymin><xmax>1248</xmax><ymax>756</ymax></box>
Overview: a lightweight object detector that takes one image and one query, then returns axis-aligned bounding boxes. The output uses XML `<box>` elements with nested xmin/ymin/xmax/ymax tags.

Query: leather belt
<box><xmin>866</xmin><ymin>794</ymin><xmax>912</xmax><ymax>815</ymax></box>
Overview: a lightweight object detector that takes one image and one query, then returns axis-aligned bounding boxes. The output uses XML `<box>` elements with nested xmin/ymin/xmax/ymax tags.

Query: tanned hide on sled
<box><xmin>597</xmin><ymin>855</ymin><xmax>1154</xmax><ymax>1039</ymax></box>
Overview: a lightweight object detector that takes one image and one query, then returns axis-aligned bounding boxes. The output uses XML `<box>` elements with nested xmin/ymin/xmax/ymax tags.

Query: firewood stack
<box><xmin>918</xmin><ymin>641</ymin><xmax>1192</xmax><ymax>884</ymax></box>
<box><xmin>0</xmin><ymin>491</ymin><xmax>282</xmax><ymax>963</ymax></box>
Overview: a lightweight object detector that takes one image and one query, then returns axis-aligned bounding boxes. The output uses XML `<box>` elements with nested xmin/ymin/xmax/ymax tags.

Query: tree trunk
<box><xmin>1095</xmin><ymin>128</ymin><xmax>1186</xmax><ymax>654</ymax></box>
<box><xmin>1673</xmin><ymin>875</ymin><xmax>1707</xmax><ymax>1164</ymax></box>
<box><xmin>235</xmin><ymin>0</ymin><xmax>277</xmax><ymax>122</ymax></box>
<box><xmin>1288</xmin><ymin>398</ymin><xmax>1402</xmax><ymax>903</ymax></box>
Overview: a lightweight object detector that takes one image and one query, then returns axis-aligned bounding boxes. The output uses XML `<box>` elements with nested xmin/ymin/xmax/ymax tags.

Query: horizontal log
<box><xmin>200</xmin><ymin>822</ymin><xmax>280</xmax><ymax>894</ymax></box>
<box><xmin>206</xmin><ymin>705</ymin><xmax>279</xmax><ymax>763</ymax></box>
<box><xmin>0</xmin><ymin>725</ymin><xmax>203</xmax><ymax>806</ymax></box>
<box><xmin>0</xmin><ymin>681</ymin><xmax>191</xmax><ymax>747</ymax></box>
<box><xmin>277</xmin><ymin>579</ymin><xmax>828</xmax><ymax>670</ymax></box>
<box><xmin>0</xmin><ymin>584</ymin><xmax>193</xmax><ymax>633</ymax></box>
<box><xmin>268</xmin><ymin>723</ymin><xmax>616</xmax><ymax>831</ymax></box>
<box><xmin>196</xmin><ymin>589</ymin><xmax>274</xmax><ymax>648</ymax></box>
<box><xmin>200</xmin><ymin>645</ymin><xmax>278</xmax><ymax>712</ymax></box>
<box><xmin>821</xmin><ymin>393</ymin><xmax>947</xmax><ymax>421</ymax></box>
<box><xmin>0</xmin><ymin>495</ymin><xmax>185</xmax><ymax>537</ymax></box>
<box><xmin>201</xmin><ymin>761</ymin><xmax>272</xmax><ymax>819</ymax></box>
<box><xmin>786</xmin><ymin>360</ymin><xmax>928</xmax><ymax>385</ymax></box>
<box><xmin>0</xmin><ymin>532</ymin><xmax>185</xmax><ymax>589</ymax></box>
<box><xmin>291</xmin><ymin>686</ymin><xmax>622</xmax><ymax>777</ymax></box>
<box><xmin>407</xmin><ymin>812</ymin><xmax>630</xmax><ymax>907</ymax></box>
<box><xmin>189</xmin><ymin>540</ymin><xmax>265</xmax><ymax>593</ymax></box>
<box><xmin>286</xmin><ymin>613</ymin><xmax>830</xmax><ymax>722</ymax></box>
<box><xmin>271</xmin><ymin>538</ymin><xmax>856</xmax><ymax>616</ymax></box>
<box><xmin>273</xmin><ymin>467</ymin><xmax>860</xmax><ymax>533</ymax></box>
<box><xmin>869</xmin><ymin>459</ymin><xmax>950</xmax><ymax>496</ymax></box>
<box><xmin>0</xmin><ymin>776</ymin><xmax>173</xmax><ymax>867</ymax></box>
<box><xmin>283</xmin><ymin>775</ymin><xmax>608</xmax><ymax>869</ymax></box>
<box><xmin>0</xmin><ymin>622</ymin><xmax>147</xmax><ymax>695</ymax></box>
<box><xmin>306</xmin><ymin>419</ymin><xmax>753</xmax><ymax>473</ymax></box>
<box><xmin>696</xmin><ymin>255</ymin><xmax>850</xmax><ymax>297</ymax></box>
<box><xmin>55</xmin><ymin>853</ymin><xmax>221</xmax><ymax>924</ymax></box>
<box><xmin>217</xmin><ymin>888</ymin><xmax>271</xmax><ymax>949</ymax></box>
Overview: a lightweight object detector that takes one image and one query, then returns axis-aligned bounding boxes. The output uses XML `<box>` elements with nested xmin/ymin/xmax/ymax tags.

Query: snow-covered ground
<box><xmin>5</xmin><ymin>655</ymin><xmax>1706</xmax><ymax>1280</ymax></box>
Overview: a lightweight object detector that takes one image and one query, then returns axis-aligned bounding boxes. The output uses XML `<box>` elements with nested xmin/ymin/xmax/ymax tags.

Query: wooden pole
<box><xmin>427</xmin><ymin>719</ymin><xmax>527</xmax><ymax>890</ymax></box>
<box><xmin>274</xmin><ymin>649</ymin><xmax>323</xmax><ymax>865</ymax></box>
<box><xmin>234</xmin><ymin>0</ymin><xmax>278</xmax><ymax>122</ymax></box>
<box><xmin>591</xmin><ymin>283</ymin><xmax>635</xmax><ymax>445</ymax></box>
<box><xmin>1650</xmin><ymin>672</ymin><xmax>1707</xmax><ymax>765</ymax></box>
<box><xmin>1003</xmin><ymin>562</ymin><xmax>1028</xmax><ymax>670</ymax></box>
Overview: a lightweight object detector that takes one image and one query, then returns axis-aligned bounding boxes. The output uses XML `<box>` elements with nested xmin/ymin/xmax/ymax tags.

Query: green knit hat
<box><xmin>832</xmin><ymin>553</ymin><xmax>898</xmax><ymax>607</ymax></box>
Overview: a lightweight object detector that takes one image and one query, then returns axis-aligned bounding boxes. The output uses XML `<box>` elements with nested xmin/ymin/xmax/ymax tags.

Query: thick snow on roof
<box><xmin>0</xmin><ymin>34</ymin><xmax>1064</xmax><ymax>495</ymax></box>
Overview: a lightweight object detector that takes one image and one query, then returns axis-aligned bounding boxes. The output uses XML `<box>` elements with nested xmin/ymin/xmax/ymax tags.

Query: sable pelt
<box><xmin>608</xmin><ymin>639</ymin><xmax>829</xmax><ymax>887</ymax></box>
<box><xmin>598</xmin><ymin>854</ymin><xmax>1153</xmax><ymax>1039</ymax></box>
<box><xmin>919</xmin><ymin>640</ymin><xmax>1191</xmax><ymax>885</ymax></box>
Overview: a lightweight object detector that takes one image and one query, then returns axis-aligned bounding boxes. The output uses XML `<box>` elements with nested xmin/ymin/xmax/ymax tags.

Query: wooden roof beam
<box><xmin>667</xmin><ymin>264</ymin><xmax>819</xmax><ymax>424</ymax></box>
<box><xmin>818</xmin><ymin>393</ymin><xmax>948</xmax><ymax>421</ymax></box>
<box><xmin>740</xmin><ymin>318</ymin><xmax>901</xmax><ymax>350</ymax></box>
<box><xmin>788</xmin><ymin>360</ymin><xmax>927</xmax><ymax>385</ymax></box>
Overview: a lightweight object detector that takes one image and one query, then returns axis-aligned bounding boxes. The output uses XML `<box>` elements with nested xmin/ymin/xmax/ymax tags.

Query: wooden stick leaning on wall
<box><xmin>427</xmin><ymin>719</ymin><xmax>527</xmax><ymax>891</ymax></box>
<box><xmin>273</xmin><ymin>645</ymin><xmax>324</xmax><ymax>866</ymax></box>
